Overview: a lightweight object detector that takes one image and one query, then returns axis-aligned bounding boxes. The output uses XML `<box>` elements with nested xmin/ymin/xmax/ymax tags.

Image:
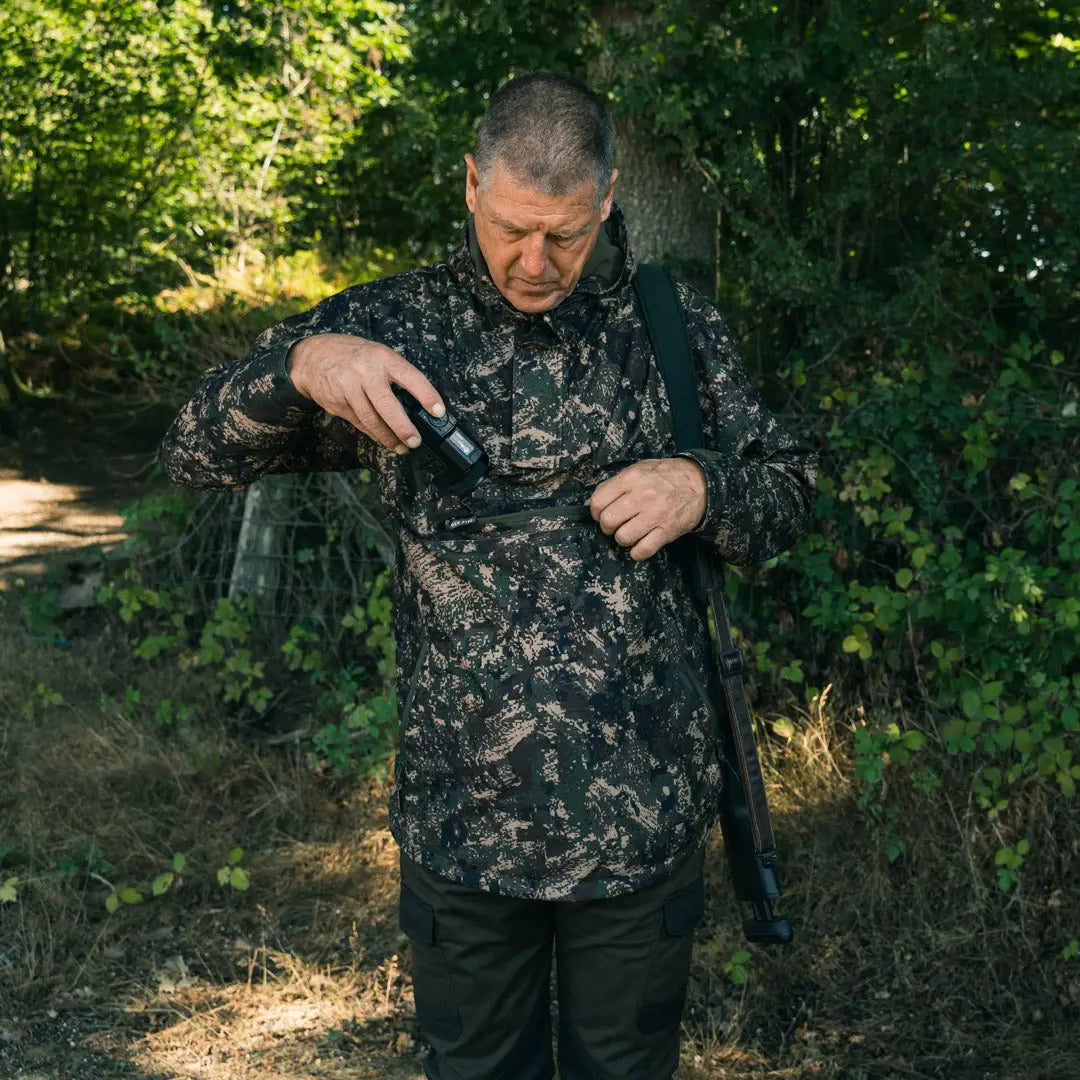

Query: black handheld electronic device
<box><xmin>395</xmin><ymin>387</ymin><xmax>489</xmax><ymax>496</ymax></box>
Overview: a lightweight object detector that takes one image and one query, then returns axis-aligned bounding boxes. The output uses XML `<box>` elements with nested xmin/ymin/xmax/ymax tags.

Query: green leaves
<box><xmin>842</xmin><ymin>624</ymin><xmax>873</xmax><ymax>661</ymax></box>
<box><xmin>722</xmin><ymin>949</ymin><xmax>752</xmax><ymax>985</ymax></box>
<box><xmin>1</xmin><ymin>0</ymin><xmax>410</xmax><ymax>327</ymax></box>
<box><xmin>995</xmin><ymin>840</ymin><xmax>1030</xmax><ymax>892</ymax></box>
<box><xmin>216</xmin><ymin>865</ymin><xmax>249</xmax><ymax>890</ymax></box>
<box><xmin>217</xmin><ymin>847</ymin><xmax>249</xmax><ymax>891</ymax></box>
<box><xmin>901</xmin><ymin>730</ymin><xmax>926</xmax><ymax>751</ymax></box>
<box><xmin>107</xmin><ymin>885</ymin><xmax>145</xmax><ymax>912</ymax></box>
<box><xmin>22</xmin><ymin>683</ymin><xmax>65</xmax><ymax>720</ymax></box>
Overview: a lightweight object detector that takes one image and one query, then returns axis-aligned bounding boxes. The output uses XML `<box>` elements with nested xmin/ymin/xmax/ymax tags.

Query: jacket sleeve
<box><xmin>159</xmin><ymin>289</ymin><xmax>377</xmax><ymax>491</ymax></box>
<box><xmin>671</xmin><ymin>281</ymin><xmax>818</xmax><ymax>566</ymax></box>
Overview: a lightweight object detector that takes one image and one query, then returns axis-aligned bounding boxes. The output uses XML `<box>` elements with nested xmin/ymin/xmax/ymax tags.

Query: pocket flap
<box><xmin>399</xmin><ymin>883</ymin><xmax>436</xmax><ymax>945</ymax></box>
<box><xmin>663</xmin><ymin>872</ymin><xmax>705</xmax><ymax>937</ymax></box>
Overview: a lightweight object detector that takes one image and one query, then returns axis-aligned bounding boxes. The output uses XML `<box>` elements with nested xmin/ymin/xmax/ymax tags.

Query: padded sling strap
<box><xmin>632</xmin><ymin>264</ymin><xmax>792</xmax><ymax>945</ymax></box>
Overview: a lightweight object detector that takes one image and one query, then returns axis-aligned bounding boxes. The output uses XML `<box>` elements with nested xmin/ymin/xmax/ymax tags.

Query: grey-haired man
<box><xmin>161</xmin><ymin>71</ymin><xmax>816</xmax><ymax>1079</ymax></box>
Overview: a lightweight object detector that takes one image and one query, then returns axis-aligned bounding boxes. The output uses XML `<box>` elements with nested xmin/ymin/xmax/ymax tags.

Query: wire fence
<box><xmin>131</xmin><ymin>471</ymin><xmax>392</xmax><ymax>659</ymax></box>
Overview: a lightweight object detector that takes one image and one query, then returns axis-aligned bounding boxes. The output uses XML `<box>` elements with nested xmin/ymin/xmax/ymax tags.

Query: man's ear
<box><xmin>464</xmin><ymin>153</ymin><xmax>479</xmax><ymax>214</ymax></box>
<box><xmin>600</xmin><ymin>168</ymin><xmax>618</xmax><ymax>221</ymax></box>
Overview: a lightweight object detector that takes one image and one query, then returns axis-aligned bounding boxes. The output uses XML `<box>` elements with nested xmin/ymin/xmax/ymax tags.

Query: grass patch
<box><xmin>0</xmin><ymin>598</ymin><xmax>420</xmax><ymax>1078</ymax></box>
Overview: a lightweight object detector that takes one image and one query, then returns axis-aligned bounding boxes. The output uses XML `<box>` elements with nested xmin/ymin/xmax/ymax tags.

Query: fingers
<box><xmin>629</xmin><ymin>527</ymin><xmax>669</xmax><ymax>561</ymax></box>
<box><xmin>594</xmin><ymin>489</ymin><xmax>673</xmax><ymax>561</ymax></box>
<box><xmin>588</xmin><ymin>471</ymin><xmax>632</xmax><ymax>519</ymax></box>
<box><xmin>366</xmin><ymin>382</ymin><xmax>424</xmax><ymax>449</ymax></box>
<box><xmin>590</xmin><ymin>460</ymin><xmax>687</xmax><ymax>560</ymax></box>
<box><xmin>613</xmin><ymin>511</ymin><xmax>654</xmax><ymax>549</ymax></box>
<box><xmin>294</xmin><ymin>335</ymin><xmax>445</xmax><ymax>454</ymax></box>
<box><xmin>605</xmin><ymin>503</ymin><xmax>673</xmax><ymax>559</ymax></box>
<box><xmin>604</xmin><ymin>501</ymin><xmax>669</xmax><ymax>561</ymax></box>
<box><xmin>326</xmin><ymin>390</ymin><xmax>406</xmax><ymax>453</ymax></box>
<box><xmin>341</xmin><ymin>389</ymin><xmax>408</xmax><ymax>454</ymax></box>
<box><xmin>361</xmin><ymin>349</ymin><xmax>445</xmax><ymax>452</ymax></box>
<box><xmin>595</xmin><ymin>492</ymin><xmax>640</xmax><ymax>536</ymax></box>
<box><xmin>388</xmin><ymin>354</ymin><xmax>445</xmax><ymax>418</ymax></box>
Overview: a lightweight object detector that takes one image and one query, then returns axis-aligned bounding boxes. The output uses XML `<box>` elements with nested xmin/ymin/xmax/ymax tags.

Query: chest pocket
<box><xmin>509</xmin><ymin>336</ymin><xmax>570</xmax><ymax>474</ymax></box>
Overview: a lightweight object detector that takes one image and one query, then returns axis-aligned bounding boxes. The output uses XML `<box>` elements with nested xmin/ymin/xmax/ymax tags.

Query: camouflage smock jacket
<box><xmin>160</xmin><ymin>206</ymin><xmax>817</xmax><ymax>901</ymax></box>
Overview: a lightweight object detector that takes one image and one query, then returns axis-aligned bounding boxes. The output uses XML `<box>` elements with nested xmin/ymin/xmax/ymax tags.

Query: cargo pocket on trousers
<box><xmin>399</xmin><ymin>883</ymin><xmax>463</xmax><ymax>1044</ymax></box>
<box><xmin>636</xmin><ymin>872</ymin><xmax>706</xmax><ymax>1036</ymax></box>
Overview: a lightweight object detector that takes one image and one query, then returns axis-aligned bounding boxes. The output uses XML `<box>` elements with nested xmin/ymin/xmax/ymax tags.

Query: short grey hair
<box><xmin>474</xmin><ymin>72</ymin><xmax>615</xmax><ymax>206</ymax></box>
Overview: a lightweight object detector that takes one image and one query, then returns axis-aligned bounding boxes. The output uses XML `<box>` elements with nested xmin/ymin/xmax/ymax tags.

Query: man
<box><xmin>161</xmin><ymin>72</ymin><xmax>816</xmax><ymax>1080</ymax></box>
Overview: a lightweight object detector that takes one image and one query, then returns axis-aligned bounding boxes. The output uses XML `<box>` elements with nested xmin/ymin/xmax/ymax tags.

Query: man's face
<box><xmin>464</xmin><ymin>154</ymin><xmax>617</xmax><ymax>314</ymax></box>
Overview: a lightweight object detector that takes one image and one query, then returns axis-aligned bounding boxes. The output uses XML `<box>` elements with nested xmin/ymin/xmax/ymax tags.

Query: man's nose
<box><xmin>519</xmin><ymin>233</ymin><xmax>549</xmax><ymax>279</ymax></box>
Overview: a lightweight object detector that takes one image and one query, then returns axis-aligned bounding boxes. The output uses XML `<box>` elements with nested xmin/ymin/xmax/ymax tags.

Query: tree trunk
<box><xmin>0</xmin><ymin>331</ymin><xmax>22</xmax><ymax>433</ymax></box>
<box><xmin>589</xmin><ymin>7</ymin><xmax>716</xmax><ymax>295</ymax></box>
<box><xmin>610</xmin><ymin>111</ymin><xmax>716</xmax><ymax>293</ymax></box>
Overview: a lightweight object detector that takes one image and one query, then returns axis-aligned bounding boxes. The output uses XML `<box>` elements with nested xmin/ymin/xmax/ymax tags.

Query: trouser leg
<box><xmin>398</xmin><ymin>854</ymin><xmax>556</xmax><ymax>1080</ymax></box>
<box><xmin>554</xmin><ymin>847</ymin><xmax>706</xmax><ymax>1080</ymax></box>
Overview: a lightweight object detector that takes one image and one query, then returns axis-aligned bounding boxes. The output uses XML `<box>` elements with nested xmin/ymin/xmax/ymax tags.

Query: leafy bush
<box><xmin>99</xmin><ymin>494</ymin><xmax>398</xmax><ymax>778</ymax></box>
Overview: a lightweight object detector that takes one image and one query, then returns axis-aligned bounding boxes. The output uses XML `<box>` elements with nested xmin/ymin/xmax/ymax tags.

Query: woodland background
<box><xmin>0</xmin><ymin>2</ymin><xmax>1078</xmax><ymax>1078</ymax></box>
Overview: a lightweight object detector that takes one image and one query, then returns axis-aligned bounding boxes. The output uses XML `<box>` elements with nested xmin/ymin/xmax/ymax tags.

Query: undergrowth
<box><xmin>2</xmin><ymin>498</ymin><xmax>1078</xmax><ymax>1077</ymax></box>
<box><xmin>3</xmin><ymin>245</ymin><xmax>415</xmax><ymax>404</ymax></box>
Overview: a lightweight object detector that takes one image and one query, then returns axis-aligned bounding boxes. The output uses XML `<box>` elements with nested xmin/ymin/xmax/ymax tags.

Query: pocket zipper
<box><xmin>399</xmin><ymin>639</ymin><xmax>430</xmax><ymax>725</ymax></box>
<box><xmin>441</xmin><ymin>503</ymin><xmax>593</xmax><ymax>533</ymax></box>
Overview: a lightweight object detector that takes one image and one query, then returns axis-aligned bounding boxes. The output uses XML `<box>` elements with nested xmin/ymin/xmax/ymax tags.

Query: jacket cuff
<box><xmin>674</xmin><ymin>449</ymin><xmax>729</xmax><ymax>534</ymax></box>
<box><xmin>240</xmin><ymin>336</ymin><xmax>321</xmax><ymax>424</ymax></box>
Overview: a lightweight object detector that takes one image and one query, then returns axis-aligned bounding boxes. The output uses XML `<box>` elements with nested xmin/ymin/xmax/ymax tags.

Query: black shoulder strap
<box><xmin>632</xmin><ymin>264</ymin><xmax>703</xmax><ymax>451</ymax></box>
<box><xmin>632</xmin><ymin>263</ymin><xmax>792</xmax><ymax>946</ymax></box>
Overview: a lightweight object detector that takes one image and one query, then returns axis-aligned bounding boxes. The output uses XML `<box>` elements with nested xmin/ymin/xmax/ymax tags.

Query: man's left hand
<box><xmin>588</xmin><ymin>457</ymin><xmax>707</xmax><ymax>561</ymax></box>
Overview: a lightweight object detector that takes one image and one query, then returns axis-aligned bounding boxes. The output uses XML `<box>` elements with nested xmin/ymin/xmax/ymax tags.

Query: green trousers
<box><xmin>398</xmin><ymin>846</ymin><xmax>706</xmax><ymax>1080</ymax></box>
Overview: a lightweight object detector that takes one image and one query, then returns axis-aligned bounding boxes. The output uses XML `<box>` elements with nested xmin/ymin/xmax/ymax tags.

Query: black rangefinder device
<box><xmin>395</xmin><ymin>387</ymin><xmax>489</xmax><ymax>496</ymax></box>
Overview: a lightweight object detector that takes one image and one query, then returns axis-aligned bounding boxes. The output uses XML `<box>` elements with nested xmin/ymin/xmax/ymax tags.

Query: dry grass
<box><xmin>1</xmin><ymin>597</ymin><xmax>1078</xmax><ymax>1080</ymax></box>
<box><xmin>0</xmin><ymin>609</ymin><xmax>423</xmax><ymax>1078</ymax></box>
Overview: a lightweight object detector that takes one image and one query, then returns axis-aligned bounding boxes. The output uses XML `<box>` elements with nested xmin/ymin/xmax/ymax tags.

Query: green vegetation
<box><xmin>1</xmin><ymin>1</ymin><xmax>1078</xmax><ymax>1077</ymax></box>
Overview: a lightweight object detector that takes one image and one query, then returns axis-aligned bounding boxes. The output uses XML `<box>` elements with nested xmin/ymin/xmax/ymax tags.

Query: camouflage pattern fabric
<box><xmin>159</xmin><ymin>205</ymin><xmax>817</xmax><ymax>901</ymax></box>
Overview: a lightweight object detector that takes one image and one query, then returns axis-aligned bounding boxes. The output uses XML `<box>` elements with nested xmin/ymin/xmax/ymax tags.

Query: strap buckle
<box><xmin>719</xmin><ymin>647</ymin><xmax>744</xmax><ymax>679</ymax></box>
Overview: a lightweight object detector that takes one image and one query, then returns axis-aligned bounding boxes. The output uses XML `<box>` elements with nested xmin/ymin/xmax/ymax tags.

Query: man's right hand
<box><xmin>286</xmin><ymin>333</ymin><xmax>445</xmax><ymax>455</ymax></box>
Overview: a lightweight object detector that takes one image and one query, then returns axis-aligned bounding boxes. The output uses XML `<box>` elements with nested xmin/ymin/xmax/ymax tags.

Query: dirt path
<box><xmin>0</xmin><ymin>399</ymin><xmax>175</xmax><ymax>582</ymax></box>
